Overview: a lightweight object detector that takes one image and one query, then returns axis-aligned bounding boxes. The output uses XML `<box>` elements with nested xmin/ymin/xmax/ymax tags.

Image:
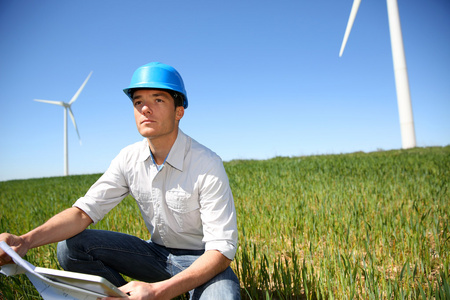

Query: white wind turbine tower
<box><xmin>34</xmin><ymin>71</ymin><xmax>93</xmax><ymax>176</ymax></box>
<box><xmin>339</xmin><ymin>0</ymin><xmax>416</xmax><ymax>149</ymax></box>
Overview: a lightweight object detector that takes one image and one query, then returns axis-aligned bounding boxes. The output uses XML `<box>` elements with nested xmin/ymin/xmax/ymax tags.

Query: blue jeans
<box><xmin>57</xmin><ymin>229</ymin><xmax>241</xmax><ymax>299</ymax></box>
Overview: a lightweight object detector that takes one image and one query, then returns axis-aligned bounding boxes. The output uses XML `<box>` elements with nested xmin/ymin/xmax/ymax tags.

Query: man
<box><xmin>0</xmin><ymin>62</ymin><xmax>241</xmax><ymax>299</ymax></box>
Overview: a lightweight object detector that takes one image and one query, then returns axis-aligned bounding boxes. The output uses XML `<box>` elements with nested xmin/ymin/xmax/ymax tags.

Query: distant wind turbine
<box><xmin>339</xmin><ymin>0</ymin><xmax>416</xmax><ymax>149</ymax></box>
<box><xmin>34</xmin><ymin>71</ymin><xmax>93</xmax><ymax>176</ymax></box>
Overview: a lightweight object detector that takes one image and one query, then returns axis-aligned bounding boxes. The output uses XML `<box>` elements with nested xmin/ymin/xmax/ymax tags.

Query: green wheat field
<box><xmin>1</xmin><ymin>146</ymin><xmax>449</xmax><ymax>299</ymax></box>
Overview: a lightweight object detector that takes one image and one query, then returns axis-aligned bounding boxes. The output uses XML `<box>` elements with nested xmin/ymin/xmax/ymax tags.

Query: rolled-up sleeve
<box><xmin>73</xmin><ymin>151</ymin><xmax>130</xmax><ymax>224</ymax></box>
<box><xmin>199</xmin><ymin>158</ymin><xmax>238</xmax><ymax>260</ymax></box>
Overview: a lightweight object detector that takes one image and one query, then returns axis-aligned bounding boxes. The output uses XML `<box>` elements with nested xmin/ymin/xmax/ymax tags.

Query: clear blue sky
<box><xmin>1</xmin><ymin>0</ymin><xmax>449</xmax><ymax>181</ymax></box>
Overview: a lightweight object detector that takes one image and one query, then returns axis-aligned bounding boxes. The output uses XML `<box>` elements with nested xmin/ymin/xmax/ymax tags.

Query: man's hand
<box><xmin>0</xmin><ymin>233</ymin><xmax>30</xmax><ymax>266</ymax></box>
<box><xmin>1</xmin><ymin>208</ymin><xmax>93</xmax><ymax>267</ymax></box>
<box><xmin>102</xmin><ymin>250</ymin><xmax>231</xmax><ymax>300</ymax></box>
<box><xmin>102</xmin><ymin>281</ymin><xmax>167</xmax><ymax>300</ymax></box>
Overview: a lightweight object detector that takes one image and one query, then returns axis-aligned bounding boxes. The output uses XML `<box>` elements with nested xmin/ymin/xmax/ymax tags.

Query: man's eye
<box><xmin>134</xmin><ymin>101</ymin><xmax>142</xmax><ymax>106</ymax></box>
<box><xmin>156</xmin><ymin>98</ymin><xmax>163</xmax><ymax>103</ymax></box>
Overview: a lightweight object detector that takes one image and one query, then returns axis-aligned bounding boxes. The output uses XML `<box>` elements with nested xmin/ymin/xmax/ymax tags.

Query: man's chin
<box><xmin>138</xmin><ymin>128</ymin><xmax>157</xmax><ymax>138</ymax></box>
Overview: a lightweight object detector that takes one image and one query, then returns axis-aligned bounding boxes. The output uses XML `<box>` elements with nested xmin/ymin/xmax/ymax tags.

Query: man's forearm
<box><xmin>156</xmin><ymin>250</ymin><xmax>232</xmax><ymax>299</ymax></box>
<box><xmin>21</xmin><ymin>207</ymin><xmax>93</xmax><ymax>249</ymax></box>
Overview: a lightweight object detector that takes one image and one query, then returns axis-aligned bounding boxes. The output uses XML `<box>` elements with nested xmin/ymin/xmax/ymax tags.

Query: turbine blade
<box><xmin>69</xmin><ymin>71</ymin><xmax>93</xmax><ymax>105</ymax></box>
<box><xmin>68</xmin><ymin>107</ymin><xmax>82</xmax><ymax>145</ymax></box>
<box><xmin>339</xmin><ymin>0</ymin><xmax>362</xmax><ymax>57</ymax></box>
<box><xmin>34</xmin><ymin>99</ymin><xmax>65</xmax><ymax>106</ymax></box>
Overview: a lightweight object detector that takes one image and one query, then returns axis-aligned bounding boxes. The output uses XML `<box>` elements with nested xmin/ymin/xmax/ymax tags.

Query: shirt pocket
<box><xmin>134</xmin><ymin>191</ymin><xmax>155</xmax><ymax>220</ymax></box>
<box><xmin>165</xmin><ymin>189</ymin><xmax>201</xmax><ymax>232</ymax></box>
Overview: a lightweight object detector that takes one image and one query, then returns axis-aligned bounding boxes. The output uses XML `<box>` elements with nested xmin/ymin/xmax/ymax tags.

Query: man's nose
<box><xmin>142</xmin><ymin>103</ymin><xmax>152</xmax><ymax>115</ymax></box>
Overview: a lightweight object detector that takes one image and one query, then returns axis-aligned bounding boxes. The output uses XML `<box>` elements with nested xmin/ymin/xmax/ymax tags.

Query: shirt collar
<box><xmin>165</xmin><ymin>129</ymin><xmax>187</xmax><ymax>172</ymax></box>
<box><xmin>138</xmin><ymin>140</ymin><xmax>152</xmax><ymax>162</ymax></box>
<box><xmin>137</xmin><ymin>129</ymin><xmax>187</xmax><ymax>172</ymax></box>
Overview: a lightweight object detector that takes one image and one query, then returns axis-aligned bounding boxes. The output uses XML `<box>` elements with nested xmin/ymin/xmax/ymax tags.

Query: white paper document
<box><xmin>0</xmin><ymin>241</ymin><xmax>125</xmax><ymax>299</ymax></box>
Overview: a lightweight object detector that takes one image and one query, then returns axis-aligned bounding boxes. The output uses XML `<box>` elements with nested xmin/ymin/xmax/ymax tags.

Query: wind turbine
<box><xmin>34</xmin><ymin>71</ymin><xmax>93</xmax><ymax>176</ymax></box>
<box><xmin>339</xmin><ymin>0</ymin><xmax>416</xmax><ymax>149</ymax></box>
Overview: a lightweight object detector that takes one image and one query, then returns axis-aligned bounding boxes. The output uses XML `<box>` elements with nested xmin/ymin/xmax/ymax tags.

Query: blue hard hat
<box><xmin>123</xmin><ymin>62</ymin><xmax>188</xmax><ymax>108</ymax></box>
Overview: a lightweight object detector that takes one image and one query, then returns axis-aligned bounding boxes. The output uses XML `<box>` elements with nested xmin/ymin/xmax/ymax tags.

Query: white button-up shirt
<box><xmin>73</xmin><ymin>130</ymin><xmax>238</xmax><ymax>260</ymax></box>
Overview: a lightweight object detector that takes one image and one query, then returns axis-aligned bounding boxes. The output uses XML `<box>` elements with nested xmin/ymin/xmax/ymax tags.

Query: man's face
<box><xmin>132</xmin><ymin>89</ymin><xmax>184</xmax><ymax>141</ymax></box>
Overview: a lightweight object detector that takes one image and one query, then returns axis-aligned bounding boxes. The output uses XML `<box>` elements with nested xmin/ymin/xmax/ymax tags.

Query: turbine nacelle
<box><xmin>34</xmin><ymin>71</ymin><xmax>93</xmax><ymax>175</ymax></box>
<box><xmin>33</xmin><ymin>99</ymin><xmax>82</xmax><ymax>144</ymax></box>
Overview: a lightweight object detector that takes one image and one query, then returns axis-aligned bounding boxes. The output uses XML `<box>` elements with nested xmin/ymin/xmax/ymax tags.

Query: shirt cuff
<box><xmin>73</xmin><ymin>198</ymin><xmax>102</xmax><ymax>224</ymax></box>
<box><xmin>205</xmin><ymin>240</ymin><xmax>237</xmax><ymax>260</ymax></box>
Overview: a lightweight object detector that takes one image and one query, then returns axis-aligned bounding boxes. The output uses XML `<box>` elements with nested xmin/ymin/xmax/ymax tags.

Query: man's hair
<box><xmin>170</xmin><ymin>91</ymin><xmax>185</xmax><ymax>108</ymax></box>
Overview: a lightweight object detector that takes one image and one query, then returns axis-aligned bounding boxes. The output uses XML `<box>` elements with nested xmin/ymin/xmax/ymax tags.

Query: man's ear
<box><xmin>175</xmin><ymin>106</ymin><xmax>184</xmax><ymax>121</ymax></box>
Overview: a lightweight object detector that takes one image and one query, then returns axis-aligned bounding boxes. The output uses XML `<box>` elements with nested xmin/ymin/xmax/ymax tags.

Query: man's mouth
<box><xmin>141</xmin><ymin>119</ymin><xmax>155</xmax><ymax>124</ymax></box>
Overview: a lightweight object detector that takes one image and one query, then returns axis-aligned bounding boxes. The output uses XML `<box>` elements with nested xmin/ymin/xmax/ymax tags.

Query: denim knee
<box><xmin>191</xmin><ymin>266</ymin><xmax>241</xmax><ymax>300</ymax></box>
<box><xmin>56</xmin><ymin>240</ymin><xmax>70</xmax><ymax>270</ymax></box>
